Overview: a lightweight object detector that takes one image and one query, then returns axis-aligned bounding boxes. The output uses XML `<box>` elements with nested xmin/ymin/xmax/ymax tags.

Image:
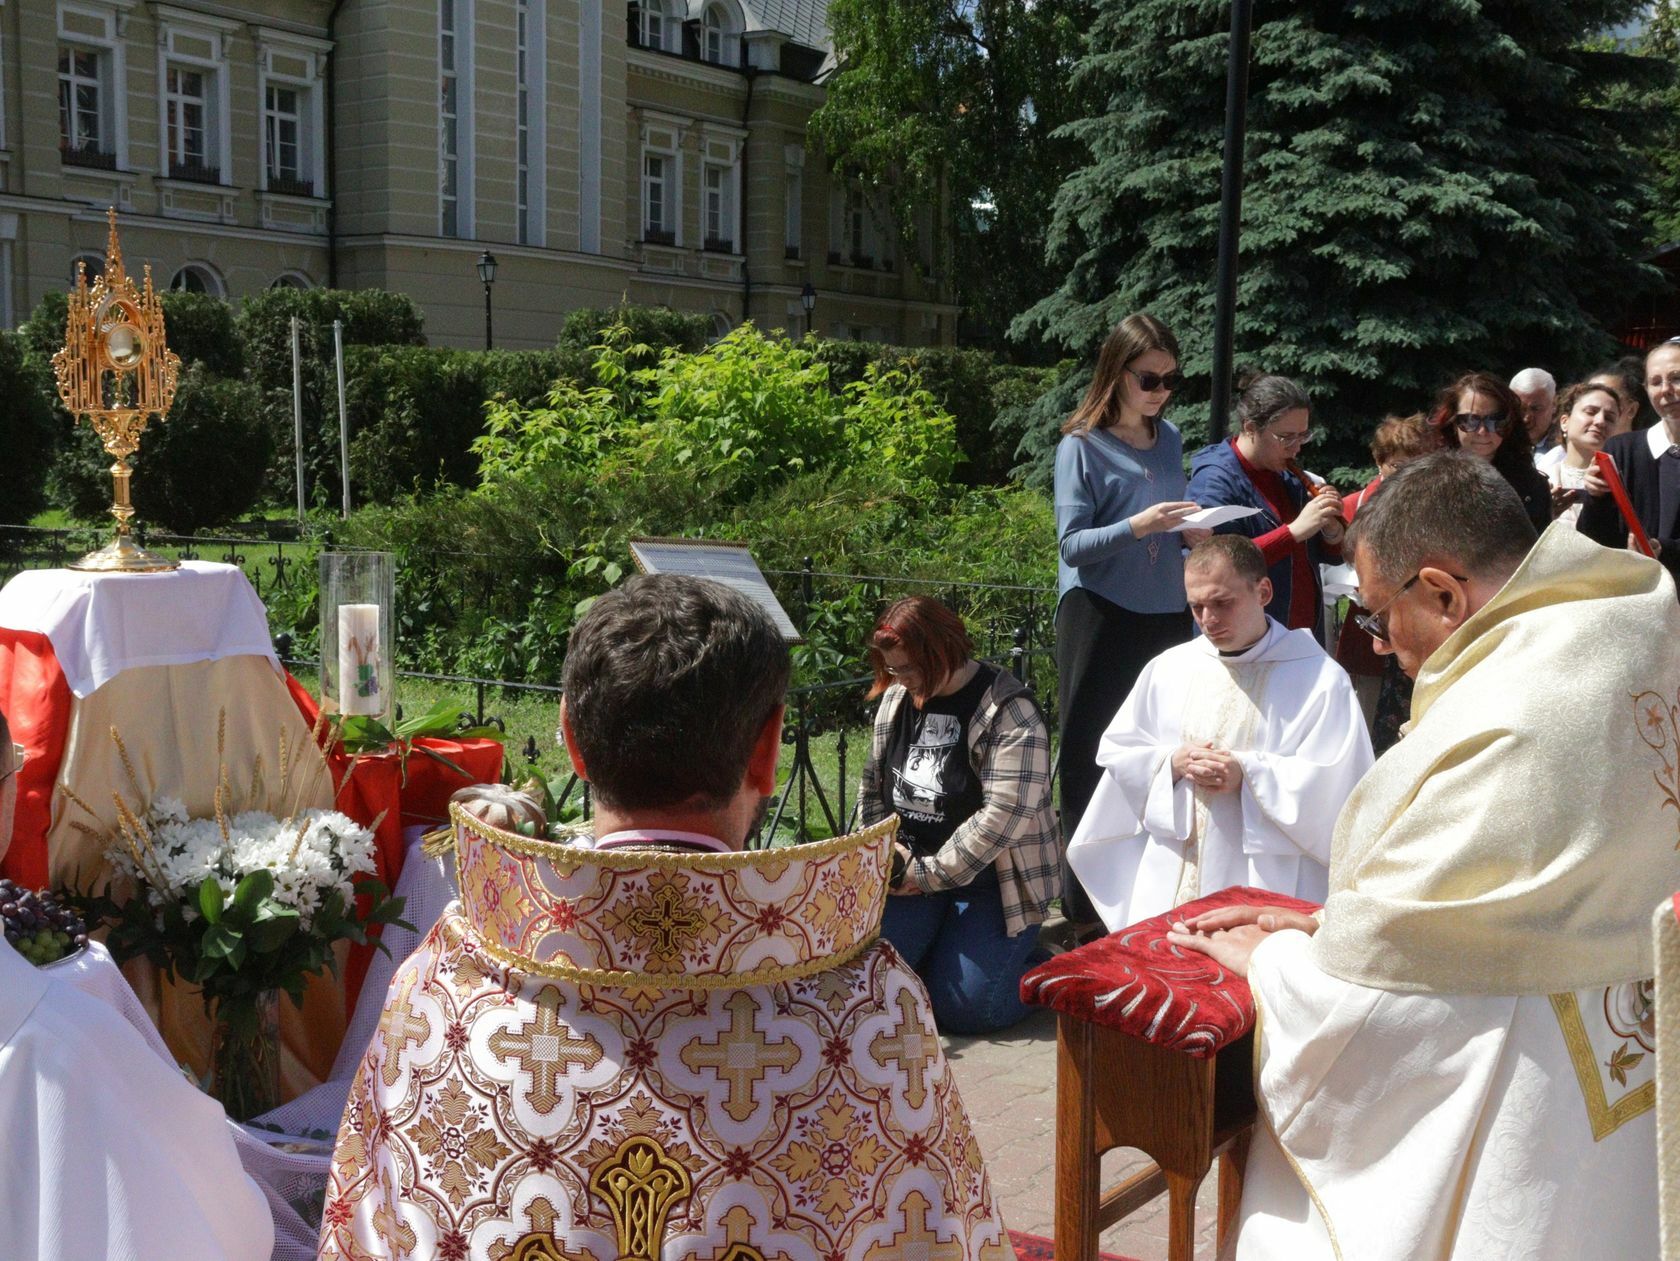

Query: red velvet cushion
<box><xmin>1021</xmin><ymin>886</ymin><xmax>1322</xmax><ymax>1058</ymax></box>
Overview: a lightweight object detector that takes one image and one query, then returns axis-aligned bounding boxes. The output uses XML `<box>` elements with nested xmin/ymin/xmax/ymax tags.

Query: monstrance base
<box><xmin>67</xmin><ymin>533</ymin><xmax>179</xmax><ymax>573</ymax></box>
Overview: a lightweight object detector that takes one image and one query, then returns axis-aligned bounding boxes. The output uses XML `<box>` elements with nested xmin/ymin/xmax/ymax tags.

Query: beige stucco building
<box><xmin>0</xmin><ymin>0</ymin><xmax>956</xmax><ymax>346</ymax></box>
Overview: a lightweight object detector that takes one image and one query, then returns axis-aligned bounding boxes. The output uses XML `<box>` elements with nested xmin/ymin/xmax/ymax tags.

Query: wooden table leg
<box><xmin>1165</xmin><ymin>1171</ymin><xmax>1202</xmax><ymax>1261</ymax></box>
<box><xmin>1217</xmin><ymin>1128</ymin><xmax>1251</xmax><ymax>1251</ymax></box>
<box><xmin>1054</xmin><ymin>1014</ymin><xmax>1099</xmax><ymax>1261</ymax></box>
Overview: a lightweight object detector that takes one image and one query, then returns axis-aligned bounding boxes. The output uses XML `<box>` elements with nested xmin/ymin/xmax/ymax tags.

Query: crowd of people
<box><xmin>6</xmin><ymin>311</ymin><xmax>1679</xmax><ymax>1260</ymax></box>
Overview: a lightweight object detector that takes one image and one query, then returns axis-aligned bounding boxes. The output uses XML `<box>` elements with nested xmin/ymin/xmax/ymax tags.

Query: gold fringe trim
<box><xmin>441</xmin><ymin>913</ymin><xmax>881</xmax><ymax>992</ymax></box>
<box><xmin>448</xmin><ymin>800</ymin><xmax>899</xmax><ymax>871</ymax></box>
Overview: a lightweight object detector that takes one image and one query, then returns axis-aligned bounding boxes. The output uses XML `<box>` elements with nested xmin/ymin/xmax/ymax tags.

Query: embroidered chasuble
<box><xmin>317</xmin><ymin>807</ymin><xmax>1010</xmax><ymax>1261</ymax></box>
<box><xmin>1229</xmin><ymin>527</ymin><xmax>1677</xmax><ymax>1260</ymax></box>
<box><xmin>1067</xmin><ymin>618</ymin><xmax>1371</xmax><ymax>930</ymax></box>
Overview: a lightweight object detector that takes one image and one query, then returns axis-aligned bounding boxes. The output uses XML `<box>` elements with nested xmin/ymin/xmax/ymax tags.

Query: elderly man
<box><xmin>319</xmin><ymin>575</ymin><xmax>1010</xmax><ymax>1261</ymax></box>
<box><xmin>1511</xmin><ymin>366</ymin><xmax>1559</xmax><ymax>455</ymax></box>
<box><xmin>0</xmin><ymin>713</ymin><xmax>273</xmax><ymax>1261</ymax></box>
<box><xmin>1067</xmin><ymin>535</ymin><xmax>1370</xmax><ymax>930</ymax></box>
<box><xmin>1173</xmin><ymin>452</ymin><xmax>1670</xmax><ymax>1259</ymax></box>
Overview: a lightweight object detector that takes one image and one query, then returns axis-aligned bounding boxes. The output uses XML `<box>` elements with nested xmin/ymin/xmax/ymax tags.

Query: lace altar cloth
<box><xmin>1020</xmin><ymin>885</ymin><xmax>1321</xmax><ymax>1057</ymax></box>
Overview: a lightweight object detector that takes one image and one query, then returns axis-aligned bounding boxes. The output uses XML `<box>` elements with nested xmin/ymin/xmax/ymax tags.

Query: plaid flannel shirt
<box><xmin>858</xmin><ymin>668</ymin><xmax>1059</xmax><ymax>938</ymax></box>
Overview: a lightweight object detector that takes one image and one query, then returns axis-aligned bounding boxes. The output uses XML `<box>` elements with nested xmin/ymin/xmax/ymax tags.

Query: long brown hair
<box><xmin>1062</xmin><ymin>313</ymin><xmax>1181</xmax><ymax>437</ymax></box>
<box><xmin>1430</xmin><ymin>371</ymin><xmax>1536</xmax><ymax>476</ymax></box>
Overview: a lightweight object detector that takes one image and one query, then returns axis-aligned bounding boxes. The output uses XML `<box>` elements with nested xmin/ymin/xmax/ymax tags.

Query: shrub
<box><xmin>0</xmin><ymin>333</ymin><xmax>58</xmax><ymax>521</ymax></box>
<box><xmin>558</xmin><ymin>305</ymin><xmax>713</xmax><ymax>362</ymax></box>
<box><xmin>51</xmin><ymin>364</ymin><xmax>270</xmax><ymax>532</ymax></box>
<box><xmin>346</xmin><ymin>346</ymin><xmax>586</xmax><ymax>503</ymax></box>
<box><xmin>160</xmin><ymin>291</ymin><xmax>242</xmax><ymax>377</ymax></box>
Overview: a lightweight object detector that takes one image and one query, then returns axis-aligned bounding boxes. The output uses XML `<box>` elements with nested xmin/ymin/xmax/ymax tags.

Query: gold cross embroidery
<box><xmin>376</xmin><ymin>971</ymin><xmax>433</xmax><ymax>1089</ymax></box>
<box><xmin>589</xmin><ymin>1135</ymin><xmax>693</xmax><ymax>1261</ymax></box>
<box><xmin>370</xmin><ymin>1168</ymin><xmax>419</xmax><ymax>1257</ymax></box>
<box><xmin>863</xmin><ymin>1189</ymin><xmax>965</xmax><ymax>1261</ymax></box>
<box><xmin>680</xmin><ymin>991</ymin><xmax>804</xmax><ymax>1122</ymax></box>
<box><xmin>487</xmin><ymin>985</ymin><xmax>605</xmax><ymax>1114</ymax></box>
<box><xmin>869</xmin><ymin>988</ymin><xmax>934</xmax><ymax>1109</ymax></box>
<box><xmin>624</xmin><ymin>881</ymin><xmax>709</xmax><ymax>962</ymax></box>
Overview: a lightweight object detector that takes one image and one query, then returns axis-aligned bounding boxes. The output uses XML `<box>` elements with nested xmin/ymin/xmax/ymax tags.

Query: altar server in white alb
<box><xmin>1174</xmin><ymin>453</ymin><xmax>1668</xmax><ymax>1260</ymax></box>
<box><xmin>1067</xmin><ymin>534</ymin><xmax>1371</xmax><ymax>930</ymax></box>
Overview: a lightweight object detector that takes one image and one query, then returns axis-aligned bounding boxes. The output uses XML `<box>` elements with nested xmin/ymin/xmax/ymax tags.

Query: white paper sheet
<box><xmin>1168</xmin><ymin>504</ymin><xmax>1263</xmax><ymax>531</ymax></box>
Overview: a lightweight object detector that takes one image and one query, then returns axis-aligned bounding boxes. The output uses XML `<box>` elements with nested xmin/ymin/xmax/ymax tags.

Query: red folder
<box><xmin>1594</xmin><ymin>451</ymin><xmax>1656</xmax><ymax>558</ymax></box>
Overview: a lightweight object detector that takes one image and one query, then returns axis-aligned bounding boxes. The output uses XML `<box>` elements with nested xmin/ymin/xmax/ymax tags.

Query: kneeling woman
<box><xmin>858</xmin><ymin>596</ymin><xmax>1057</xmax><ymax>1035</ymax></box>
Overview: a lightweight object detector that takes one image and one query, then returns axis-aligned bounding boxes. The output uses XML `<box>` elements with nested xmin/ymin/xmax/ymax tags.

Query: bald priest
<box><xmin>317</xmin><ymin>576</ymin><xmax>1010</xmax><ymax>1261</ymax></box>
<box><xmin>1067</xmin><ymin>534</ymin><xmax>1372</xmax><ymax>929</ymax></box>
<box><xmin>1173</xmin><ymin>452</ymin><xmax>1669</xmax><ymax>1259</ymax></box>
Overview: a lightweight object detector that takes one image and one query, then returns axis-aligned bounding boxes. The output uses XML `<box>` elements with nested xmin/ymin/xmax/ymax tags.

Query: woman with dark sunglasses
<box><xmin>1429</xmin><ymin>371</ymin><xmax>1551</xmax><ymax>532</ymax></box>
<box><xmin>1052</xmin><ymin>313</ymin><xmax>1201</xmax><ymax>933</ymax></box>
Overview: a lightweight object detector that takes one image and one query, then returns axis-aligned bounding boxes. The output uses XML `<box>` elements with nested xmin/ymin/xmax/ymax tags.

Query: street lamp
<box><xmin>476</xmin><ymin>250</ymin><xmax>498</xmax><ymax>350</ymax></box>
<box><xmin>800</xmin><ymin>282</ymin><xmax>816</xmax><ymax>338</ymax></box>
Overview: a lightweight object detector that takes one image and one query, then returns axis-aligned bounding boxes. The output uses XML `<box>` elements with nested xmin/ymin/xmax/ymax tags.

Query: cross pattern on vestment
<box><xmin>371</xmin><ymin>1169</ymin><xmax>419</xmax><ymax>1257</ymax></box>
<box><xmin>377</xmin><ymin>971</ymin><xmax>433</xmax><ymax>1089</ymax></box>
<box><xmin>680</xmin><ymin>991</ymin><xmax>803</xmax><ymax>1122</ymax></box>
<box><xmin>869</xmin><ymin>988</ymin><xmax>934</xmax><ymax>1109</ymax></box>
<box><xmin>625</xmin><ymin>882</ymin><xmax>709</xmax><ymax>962</ymax></box>
<box><xmin>702</xmin><ymin>1204</ymin><xmax>774</xmax><ymax>1261</ymax></box>
<box><xmin>863</xmin><ymin>1189</ymin><xmax>964</xmax><ymax>1261</ymax></box>
<box><xmin>487</xmin><ymin>984</ymin><xmax>605</xmax><ymax>1114</ymax></box>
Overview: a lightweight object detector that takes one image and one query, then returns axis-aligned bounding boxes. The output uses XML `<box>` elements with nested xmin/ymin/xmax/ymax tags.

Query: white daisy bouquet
<box><xmin>70</xmin><ymin>719</ymin><xmax>408</xmax><ymax>1119</ymax></box>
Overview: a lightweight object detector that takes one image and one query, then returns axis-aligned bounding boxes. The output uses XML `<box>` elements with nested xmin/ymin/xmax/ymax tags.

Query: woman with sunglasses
<box><xmin>1053</xmin><ymin>314</ymin><xmax>1201</xmax><ymax>932</ymax></box>
<box><xmin>1187</xmin><ymin>374</ymin><xmax>1345</xmax><ymax>642</ymax></box>
<box><xmin>1430</xmin><ymin>371</ymin><xmax>1550</xmax><ymax>532</ymax></box>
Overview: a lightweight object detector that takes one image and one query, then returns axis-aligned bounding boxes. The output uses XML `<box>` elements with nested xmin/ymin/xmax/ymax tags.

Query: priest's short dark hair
<box><xmin>562</xmin><ymin>574</ymin><xmax>790</xmax><ymax>811</ymax></box>
<box><xmin>1346</xmin><ymin>450</ymin><xmax>1537</xmax><ymax>586</ymax></box>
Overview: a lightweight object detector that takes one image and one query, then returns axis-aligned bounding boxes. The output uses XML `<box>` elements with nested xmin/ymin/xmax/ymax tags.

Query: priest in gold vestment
<box><xmin>1173</xmin><ymin>453</ymin><xmax>1672</xmax><ymax>1260</ymax></box>
<box><xmin>317</xmin><ymin>576</ymin><xmax>1009</xmax><ymax>1261</ymax></box>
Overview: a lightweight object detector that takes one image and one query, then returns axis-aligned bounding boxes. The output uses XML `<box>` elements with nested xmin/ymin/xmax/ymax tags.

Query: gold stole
<box><xmin>1172</xmin><ymin>651</ymin><xmax>1276</xmax><ymax>906</ymax></box>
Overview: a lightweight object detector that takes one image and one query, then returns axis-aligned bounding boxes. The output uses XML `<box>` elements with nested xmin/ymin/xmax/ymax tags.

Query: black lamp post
<box><xmin>800</xmin><ymin>282</ymin><xmax>816</xmax><ymax>337</ymax></box>
<box><xmin>476</xmin><ymin>250</ymin><xmax>498</xmax><ymax>350</ymax></box>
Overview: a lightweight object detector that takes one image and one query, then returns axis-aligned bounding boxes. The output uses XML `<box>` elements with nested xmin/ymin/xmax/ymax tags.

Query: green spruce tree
<box><xmin>1011</xmin><ymin>0</ymin><xmax>1666</xmax><ymax>482</ymax></box>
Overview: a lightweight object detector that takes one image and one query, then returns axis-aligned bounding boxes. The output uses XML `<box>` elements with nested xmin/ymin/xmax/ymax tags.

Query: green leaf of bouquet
<box><xmin>395</xmin><ymin>697</ymin><xmax>464</xmax><ymax>740</ymax></box>
<box><xmin>202</xmin><ymin>922</ymin><xmax>240</xmax><ymax>960</ymax></box>
<box><xmin>247</xmin><ymin>910</ymin><xmax>300</xmax><ymax>953</ymax></box>
<box><xmin>338</xmin><ymin>714</ymin><xmax>398</xmax><ymax>752</ymax></box>
<box><xmin>198</xmin><ymin>877</ymin><xmax>224</xmax><ymax>924</ymax></box>
<box><xmin>233</xmin><ymin>869</ymin><xmax>274</xmax><ymax>911</ymax></box>
<box><xmin>411</xmin><ymin>743</ymin><xmax>470</xmax><ymax>780</ymax></box>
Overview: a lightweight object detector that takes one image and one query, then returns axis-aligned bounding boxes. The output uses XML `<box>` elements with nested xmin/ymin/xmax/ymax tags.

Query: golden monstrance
<box><xmin>52</xmin><ymin>209</ymin><xmax>182</xmax><ymax>572</ymax></box>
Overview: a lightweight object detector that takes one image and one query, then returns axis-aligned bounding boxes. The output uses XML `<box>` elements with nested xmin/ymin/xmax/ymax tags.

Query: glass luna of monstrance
<box><xmin>51</xmin><ymin>209</ymin><xmax>182</xmax><ymax>573</ymax></box>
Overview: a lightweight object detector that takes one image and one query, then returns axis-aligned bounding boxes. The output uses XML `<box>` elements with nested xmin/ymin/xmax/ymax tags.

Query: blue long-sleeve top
<box><xmin>1054</xmin><ymin>422</ymin><xmax>1189</xmax><ymax>614</ymax></box>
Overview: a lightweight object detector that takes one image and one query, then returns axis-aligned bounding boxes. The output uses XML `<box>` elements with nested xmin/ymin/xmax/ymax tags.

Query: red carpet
<box><xmin>1007</xmin><ymin>1229</ymin><xmax>1142</xmax><ymax>1260</ymax></box>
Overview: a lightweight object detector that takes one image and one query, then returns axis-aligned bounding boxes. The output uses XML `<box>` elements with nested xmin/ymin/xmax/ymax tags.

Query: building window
<box><xmin>630</xmin><ymin>0</ymin><xmax>675</xmax><ymax>52</ymax></box>
<box><xmin>784</xmin><ymin>147</ymin><xmax>803</xmax><ymax>259</ymax></box>
<box><xmin>701</xmin><ymin>3</ymin><xmax>739</xmax><ymax>65</ymax></box>
<box><xmin>269</xmin><ymin>271</ymin><xmax>313</xmax><ymax>289</ymax></box>
<box><xmin>257</xmin><ymin>29</ymin><xmax>329</xmax><ymax>199</ymax></box>
<box><xmin>169</xmin><ymin>262</ymin><xmax>225</xmax><ymax>296</ymax></box>
<box><xmin>643</xmin><ymin>152</ymin><xmax>671</xmax><ymax>243</ymax></box>
<box><xmin>439</xmin><ymin>0</ymin><xmax>474</xmax><ymax>237</ymax></box>
<box><xmin>703</xmin><ymin>162</ymin><xmax>734</xmax><ymax>252</ymax></box>
<box><xmin>58</xmin><ymin>45</ymin><xmax>111</xmax><ymax>165</ymax></box>
<box><xmin>165</xmin><ymin>65</ymin><xmax>212</xmax><ymax>179</ymax></box>
<box><xmin>515</xmin><ymin>0</ymin><xmax>544</xmax><ymax>245</ymax></box>
<box><xmin>70</xmin><ymin>252</ymin><xmax>105</xmax><ymax>285</ymax></box>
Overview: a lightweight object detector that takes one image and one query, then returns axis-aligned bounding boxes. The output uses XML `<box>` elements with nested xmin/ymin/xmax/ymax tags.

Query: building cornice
<box><xmin>337</xmin><ymin>234</ymin><xmax>639</xmax><ymax>276</ymax></box>
<box><xmin>627</xmin><ymin>46</ymin><xmax>745</xmax><ymax>93</ymax></box>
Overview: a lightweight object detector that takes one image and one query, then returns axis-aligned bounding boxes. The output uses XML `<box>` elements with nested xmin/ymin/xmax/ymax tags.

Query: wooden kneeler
<box><xmin>1054</xmin><ymin>1016</ymin><xmax>1253</xmax><ymax>1260</ymax></box>
<box><xmin>1022</xmin><ymin>887</ymin><xmax>1321</xmax><ymax>1261</ymax></box>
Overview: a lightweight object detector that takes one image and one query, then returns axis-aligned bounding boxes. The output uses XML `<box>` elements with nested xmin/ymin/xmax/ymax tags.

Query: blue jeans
<box><xmin>881</xmin><ymin>873</ymin><xmax>1041</xmax><ymax>1035</ymax></box>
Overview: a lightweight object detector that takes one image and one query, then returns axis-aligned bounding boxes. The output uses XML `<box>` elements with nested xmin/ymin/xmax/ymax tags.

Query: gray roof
<box><xmin>687</xmin><ymin>0</ymin><xmax>829</xmax><ymax>48</ymax></box>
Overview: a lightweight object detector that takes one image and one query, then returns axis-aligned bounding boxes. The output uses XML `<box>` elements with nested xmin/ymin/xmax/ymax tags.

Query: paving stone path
<box><xmin>943</xmin><ymin>1008</ymin><xmax>1223</xmax><ymax>1260</ymax></box>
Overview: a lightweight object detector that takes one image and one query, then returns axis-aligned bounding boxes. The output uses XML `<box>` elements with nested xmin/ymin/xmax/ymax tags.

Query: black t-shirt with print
<box><xmin>882</xmin><ymin>663</ymin><xmax>995</xmax><ymax>858</ymax></box>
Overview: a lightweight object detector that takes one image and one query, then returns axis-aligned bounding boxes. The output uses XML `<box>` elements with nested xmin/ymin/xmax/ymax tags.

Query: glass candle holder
<box><xmin>320</xmin><ymin>551</ymin><xmax>395</xmax><ymax>728</ymax></box>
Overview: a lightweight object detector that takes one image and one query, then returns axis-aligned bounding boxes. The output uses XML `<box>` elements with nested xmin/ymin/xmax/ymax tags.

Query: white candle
<box><xmin>337</xmin><ymin>603</ymin><xmax>383</xmax><ymax>716</ymax></box>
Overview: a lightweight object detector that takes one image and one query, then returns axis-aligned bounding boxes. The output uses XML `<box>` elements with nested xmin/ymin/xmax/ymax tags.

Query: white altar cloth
<box><xmin>0</xmin><ymin>560</ymin><xmax>278</xmax><ymax>697</ymax></box>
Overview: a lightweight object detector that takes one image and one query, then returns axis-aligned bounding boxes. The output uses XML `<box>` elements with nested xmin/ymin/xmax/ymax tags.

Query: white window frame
<box><xmin>169</xmin><ymin>261</ymin><xmax>225</xmax><ymax>296</ymax></box>
<box><xmin>256</xmin><ymin>28</ymin><xmax>330</xmax><ymax>198</ymax></box>
<box><xmin>783</xmin><ymin>144</ymin><xmax>803</xmax><ymax>258</ymax></box>
<box><xmin>698</xmin><ymin>130</ymin><xmax>741</xmax><ymax>253</ymax></box>
<box><xmin>0</xmin><ymin>0</ymin><xmax>8</xmax><ymax>155</ymax></box>
<box><xmin>70</xmin><ymin>250</ymin><xmax>105</xmax><ymax>284</ymax></box>
<box><xmin>439</xmin><ymin>0</ymin><xmax>475</xmax><ymax>237</ymax></box>
<box><xmin>515</xmin><ymin>0</ymin><xmax>545</xmax><ymax>245</ymax></box>
<box><xmin>269</xmin><ymin>270</ymin><xmax>314</xmax><ymax>289</ymax></box>
<box><xmin>57</xmin><ymin>0</ymin><xmax>132</xmax><ymax>169</ymax></box>
<box><xmin>640</xmin><ymin>119</ymin><xmax>681</xmax><ymax>245</ymax></box>
<box><xmin>154</xmin><ymin>6</ymin><xmax>236</xmax><ymax>186</ymax></box>
<box><xmin>701</xmin><ymin>1</ymin><xmax>740</xmax><ymax>66</ymax></box>
<box><xmin>637</xmin><ymin>0</ymin><xmax>676</xmax><ymax>52</ymax></box>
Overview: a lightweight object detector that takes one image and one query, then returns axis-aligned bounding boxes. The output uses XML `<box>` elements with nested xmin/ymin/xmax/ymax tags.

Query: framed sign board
<box><xmin>628</xmin><ymin>538</ymin><xmax>803</xmax><ymax>642</ymax></box>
